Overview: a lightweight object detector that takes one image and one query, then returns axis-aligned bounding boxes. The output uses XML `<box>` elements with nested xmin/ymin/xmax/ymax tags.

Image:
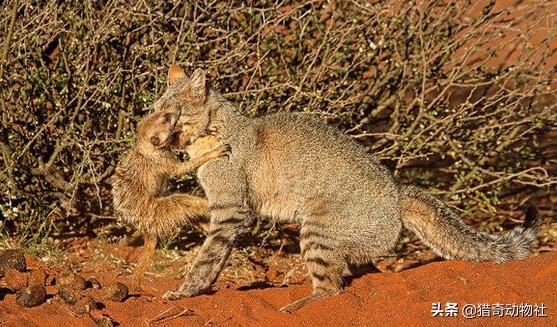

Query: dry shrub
<box><xmin>0</xmin><ymin>0</ymin><xmax>555</xmax><ymax>246</ymax></box>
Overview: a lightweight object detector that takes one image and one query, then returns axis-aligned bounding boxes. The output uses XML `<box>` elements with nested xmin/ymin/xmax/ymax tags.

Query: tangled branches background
<box><xmin>0</xmin><ymin>0</ymin><xmax>555</xmax><ymax>251</ymax></box>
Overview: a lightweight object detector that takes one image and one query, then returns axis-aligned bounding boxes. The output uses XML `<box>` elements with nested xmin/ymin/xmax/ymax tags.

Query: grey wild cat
<box><xmin>158</xmin><ymin>65</ymin><xmax>539</xmax><ymax>312</ymax></box>
<box><xmin>112</xmin><ymin>108</ymin><xmax>229</xmax><ymax>291</ymax></box>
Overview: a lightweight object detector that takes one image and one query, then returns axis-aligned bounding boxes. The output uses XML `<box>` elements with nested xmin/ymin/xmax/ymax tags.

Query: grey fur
<box><xmin>399</xmin><ymin>185</ymin><xmax>539</xmax><ymax>263</ymax></box>
<box><xmin>158</xmin><ymin>67</ymin><xmax>540</xmax><ymax>311</ymax></box>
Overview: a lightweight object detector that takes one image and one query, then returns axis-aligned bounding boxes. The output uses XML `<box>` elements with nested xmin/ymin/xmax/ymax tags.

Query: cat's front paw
<box><xmin>162</xmin><ymin>283</ymin><xmax>204</xmax><ymax>301</ymax></box>
<box><xmin>162</xmin><ymin>290</ymin><xmax>185</xmax><ymax>301</ymax></box>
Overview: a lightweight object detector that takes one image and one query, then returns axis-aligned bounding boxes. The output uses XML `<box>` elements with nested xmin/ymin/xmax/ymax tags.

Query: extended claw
<box><xmin>219</xmin><ymin>144</ymin><xmax>231</xmax><ymax>156</ymax></box>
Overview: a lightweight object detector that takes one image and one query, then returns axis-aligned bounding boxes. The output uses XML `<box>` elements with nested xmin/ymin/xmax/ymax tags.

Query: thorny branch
<box><xmin>0</xmin><ymin>0</ymin><xmax>555</xmax><ymax>241</ymax></box>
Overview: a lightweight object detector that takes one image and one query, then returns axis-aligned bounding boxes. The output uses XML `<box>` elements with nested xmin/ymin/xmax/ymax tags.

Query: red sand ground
<box><xmin>1</xmin><ymin>251</ymin><xmax>555</xmax><ymax>327</ymax></box>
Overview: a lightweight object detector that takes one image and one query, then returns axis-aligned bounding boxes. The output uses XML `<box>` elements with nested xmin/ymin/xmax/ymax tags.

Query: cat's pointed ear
<box><xmin>168</xmin><ymin>64</ymin><xmax>187</xmax><ymax>86</ymax></box>
<box><xmin>179</xmin><ymin>68</ymin><xmax>207</xmax><ymax>104</ymax></box>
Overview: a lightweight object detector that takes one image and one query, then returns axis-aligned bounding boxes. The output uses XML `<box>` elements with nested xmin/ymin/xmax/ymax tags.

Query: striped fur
<box><xmin>399</xmin><ymin>185</ymin><xmax>539</xmax><ymax>263</ymax></box>
<box><xmin>159</xmin><ymin>66</ymin><xmax>540</xmax><ymax>312</ymax></box>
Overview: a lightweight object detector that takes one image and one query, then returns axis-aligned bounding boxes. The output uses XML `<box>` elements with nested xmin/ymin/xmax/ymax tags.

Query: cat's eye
<box><xmin>150</xmin><ymin>136</ymin><xmax>160</xmax><ymax>146</ymax></box>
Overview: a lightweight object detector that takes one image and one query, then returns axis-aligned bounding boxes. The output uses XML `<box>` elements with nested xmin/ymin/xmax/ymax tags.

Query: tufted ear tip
<box><xmin>168</xmin><ymin>64</ymin><xmax>187</xmax><ymax>85</ymax></box>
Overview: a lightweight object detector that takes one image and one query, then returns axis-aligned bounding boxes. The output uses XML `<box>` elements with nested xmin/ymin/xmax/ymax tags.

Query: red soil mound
<box><xmin>1</xmin><ymin>251</ymin><xmax>555</xmax><ymax>327</ymax></box>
